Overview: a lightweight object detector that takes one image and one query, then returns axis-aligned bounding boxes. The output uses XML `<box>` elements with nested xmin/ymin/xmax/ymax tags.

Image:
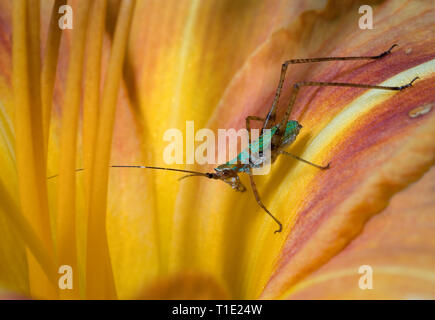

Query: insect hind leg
<box><xmin>276</xmin><ymin>77</ymin><xmax>419</xmax><ymax>148</ymax></box>
<box><xmin>262</xmin><ymin>44</ymin><xmax>400</xmax><ymax>132</ymax></box>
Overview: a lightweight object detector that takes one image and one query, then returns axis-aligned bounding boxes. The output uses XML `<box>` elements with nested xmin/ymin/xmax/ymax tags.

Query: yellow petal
<box><xmin>108</xmin><ymin>0</ymin><xmax>324</xmax><ymax>298</ymax></box>
<box><xmin>86</xmin><ymin>0</ymin><xmax>135</xmax><ymax>299</ymax></box>
<box><xmin>138</xmin><ymin>271</ymin><xmax>229</xmax><ymax>300</ymax></box>
<box><xmin>56</xmin><ymin>0</ymin><xmax>91</xmax><ymax>299</ymax></box>
<box><xmin>12</xmin><ymin>0</ymin><xmax>56</xmax><ymax>298</ymax></box>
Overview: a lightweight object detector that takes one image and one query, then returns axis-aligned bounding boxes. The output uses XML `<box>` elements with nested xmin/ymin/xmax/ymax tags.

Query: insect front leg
<box><xmin>247</xmin><ymin>168</ymin><xmax>282</xmax><ymax>233</ymax></box>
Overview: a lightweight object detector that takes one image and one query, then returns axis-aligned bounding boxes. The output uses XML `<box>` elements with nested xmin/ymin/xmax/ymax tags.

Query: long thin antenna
<box><xmin>47</xmin><ymin>165</ymin><xmax>210</xmax><ymax>179</ymax></box>
<box><xmin>110</xmin><ymin>165</ymin><xmax>210</xmax><ymax>176</ymax></box>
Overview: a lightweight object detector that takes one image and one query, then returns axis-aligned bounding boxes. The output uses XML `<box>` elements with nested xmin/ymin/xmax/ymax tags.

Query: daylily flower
<box><xmin>0</xmin><ymin>0</ymin><xmax>434</xmax><ymax>300</ymax></box>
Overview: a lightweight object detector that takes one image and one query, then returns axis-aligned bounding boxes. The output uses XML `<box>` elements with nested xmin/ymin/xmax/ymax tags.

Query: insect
<box><xmin>50</xmin><ymin>44</ymin><xmax>419</xmax><ymax>233</ymax></box>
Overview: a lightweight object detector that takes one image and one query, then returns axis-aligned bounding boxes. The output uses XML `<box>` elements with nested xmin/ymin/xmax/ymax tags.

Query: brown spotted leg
<box><xmin>275</xmin><ymin>77</ymin><xmax>420</xmax><ymax>148</ymax></box>
<box><xmin>245</xmin><ymin>116</ymin><xmax>264</xmax><ymax>144</ymax></box>
<box><xmin>245</xmin><ymin>116</ymin><xmax>266</xmax><ymax>164</ymax></box>
<box><xmin>248</xmin><ymin>168</ymin><xmax>282</xmax><ymax>233</ymax></box>
<box><xmin>262</xmin><ymin>44</ymin><xmax>400</xmax><ymax>132</ymax></box>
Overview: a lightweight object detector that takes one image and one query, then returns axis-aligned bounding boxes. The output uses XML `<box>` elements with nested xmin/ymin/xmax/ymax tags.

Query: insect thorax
<box><xmin>215</xmin><ymin>120</ymin><xmax>302</xmax><ymax>172</ymax></box>
<box><xmin>280</xmin><ymin>120</ymin><xmax>302</xmax><ymax>149</ymax></box>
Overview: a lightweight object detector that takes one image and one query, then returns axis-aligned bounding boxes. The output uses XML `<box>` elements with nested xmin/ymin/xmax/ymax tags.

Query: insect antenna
<box><xmin>111</xmin><ymin>165</ymin><xmax>211</xmax><ymax>178</ymax></box>
<box><xmin>47</xmin><ymin>165</ymin><xmax>211</xmax><ymax>179</ymax></box>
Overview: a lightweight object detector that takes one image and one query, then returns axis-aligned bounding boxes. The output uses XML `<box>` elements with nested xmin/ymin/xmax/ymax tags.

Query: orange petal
<box><xmin>285</xmin><ymin>167</ymin><xmax>435</xmax><ymax>299</ymax></box>
<box><xmin>179</xmin><ymin>0</ymin><xmax>435</xmax><ymax>299</ymax></box>
<box><xmin>254</xmin><ymin>0</ymin><xmax>435</xmax><ymax>299</ymax></box>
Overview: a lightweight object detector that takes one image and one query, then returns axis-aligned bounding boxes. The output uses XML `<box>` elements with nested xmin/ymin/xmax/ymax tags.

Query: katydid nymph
<box><xmin>50</xmin><ymin>44</ymin><xmax>419</xmax><ymax>233</ymax></box>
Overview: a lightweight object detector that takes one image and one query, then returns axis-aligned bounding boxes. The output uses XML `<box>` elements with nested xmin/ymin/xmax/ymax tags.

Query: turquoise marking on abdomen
<box><xmin>216</xmin><ymin>120</ymin><xmax>300</xmax><ymax>173</ymax></box>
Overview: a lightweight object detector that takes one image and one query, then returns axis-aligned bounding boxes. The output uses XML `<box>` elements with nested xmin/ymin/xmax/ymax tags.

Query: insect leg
<box><xmin>47</xmin><ymin>165</ymin><xmax>213</xmax><ymax>179</ymax></box>
<box><xmin>245</xmin><ymin>116</ymin><xmax>264</xmax><ymax>144</ymax></box>
<box><xmin>262</xmin><ymin>44</ymin><xmax>399</xmax><ymax>131</ymax></box>
<box><xmin>276</xmin><ymin>77</ymin><xmax>419</xmax><ymax>147</ymax></box>
<box><xmin>262</xmin><ymin>63</ymin><xmax>288</xmax><ymax>131</ymax></box>
<box><xmin>279</xmin><ymin>150</ymin><xmax>329</xmax><ymax>169</ymax></box>
<box><xmin>248</xmin><ymin>168</ymin><xmax>282</xmax><ymax>233</ymax></box>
